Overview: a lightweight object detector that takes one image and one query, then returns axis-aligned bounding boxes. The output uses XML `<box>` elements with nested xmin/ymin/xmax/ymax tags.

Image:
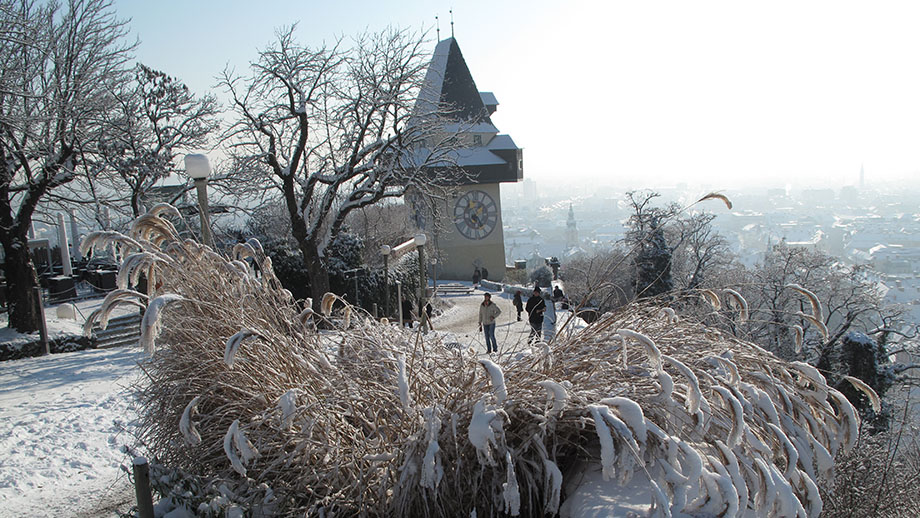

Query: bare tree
<box><xmin>95</xmin><ymin>64</ymin><xmax>220</xmax><ymax>219</ymax></box>
<box><xmin>219</xmin><ymin>26</ymin><xmax>459</xmax><ymax>306</ymax></box>
<box><xmin>623</xmin><ymin>191</ymin><xmax>679</xmax><ymax>298</ymax></box>
<box><xmin>672</xmin><ymin>212</ymin><xmax>731</xmax><ymax>290</ymax></box>
<box><xmin>742</xmin><ymin>242</ymin><xmax>891</xmax><ymax>360</ymax></box>
<box><xmin>0</xmin><ymin>0</ymin><xmax>133</xmax><ymax>332</ymax></box>
<box><xmin>566</xmin><ymin>191</ymin><xmax>732</xmax><ymax>313</ymax></box>
<box><xmin>561</xmin><ymin>245</ymin><xmax>633</xmax><ymax>313</ymax></box>
<box><xmin>344</xmin><ymin>202</ymin><xmax>413</xmax><ymax>266</ymax></box>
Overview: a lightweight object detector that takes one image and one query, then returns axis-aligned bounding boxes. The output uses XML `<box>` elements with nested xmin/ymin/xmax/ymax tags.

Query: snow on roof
<box><xmin>415</xmin><ymin>38</ymin><xmax>451</xmax><ymax>111</ymax></box>
<box><xmin>455</xmin><ymin>147</ymin><xmax>507</xmax><ymax>167</ymax></box>
<box><xmin>869</xmin><ymin>244</ymin><xmax>887</xmax><ymax>256</ymax></box>
<box><xmin>479</xmin><ymin>91</ymin><xmax>498</xmax><ymax>106</ymax></box>
<box><xmin>442</xmin><ymin>122</ymin><xmax>499</xmax><ymax>134</ymax></box>
<box><xmin>487</xmin><ymin>134</ymin><xmax>518</xmax><ymax>150</ymax></box>
<box><xmin>403</xmin><ymin>145</ymin><xmax>508</xmax><ymax>168</ymax></box>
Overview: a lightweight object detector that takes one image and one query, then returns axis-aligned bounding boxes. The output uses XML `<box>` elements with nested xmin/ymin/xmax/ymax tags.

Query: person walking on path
<box><xmin>512</xmin><ymin>291</ymin><xmax>524</xmax><ymax>321</ymax></box>
<box><xmin>401</xmin><ymin>298</ymin><xmax>414</xmax><ymax>328</ymax></box>
<box><xmin>542</xmin><ymin>291</ymin><xmax>557</xmax><ymax>342</ymax></box>
<box><xmin>525</xmin><ymin>287</ymin><xmax>546</xmax><ymax>343</ymax></box>
<box><xmin>478</xmin><ymin>292</ymin><xmax>502</xmax><ymax>353</ymax></box>
<box><xmin>425</xmin><ymin>302</ymin><xmax>434</xmax><ymax>330</ymax></box>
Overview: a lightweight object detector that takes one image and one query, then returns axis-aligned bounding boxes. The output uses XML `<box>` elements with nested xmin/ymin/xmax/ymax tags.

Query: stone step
<box><xmin>435</xmin><ymin>283</ymin><xmax>474</xmax><ymax>295</ymax></box>
<box><xmin>98</xmin><ymin>312</ymin><xmax>142</xmax><ymax>327</ymax></box>
<box><xmin>92</xmin><ymin>312</ymin><xmax>141</xmax><ymax>349</ymax></box>
<box><xmin>96</xmin><ymin>326</ymin><xmax>140</xmax><ymax>341</ymax></box>
<box><xmin>97</xmin><ymin>336</ymin><xmax>140</xmax><ymax>349</ymax></box>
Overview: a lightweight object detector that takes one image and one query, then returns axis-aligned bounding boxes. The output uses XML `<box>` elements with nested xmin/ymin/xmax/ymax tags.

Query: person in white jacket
<box><xmin>478</xmin><ymin>292</ymin><xmax>502</xmax><ymax>353</ymax></box>
<box><xmin>542</xmin><ymin>291</ymin><xmax>557</xmax><ymax>342</ymax></box>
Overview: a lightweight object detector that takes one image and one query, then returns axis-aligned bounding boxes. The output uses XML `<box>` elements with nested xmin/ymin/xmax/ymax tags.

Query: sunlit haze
<box><xmin>120</xmin><ymin>0</ymin><xmax>920</xmax><ymax>190</ymax></box>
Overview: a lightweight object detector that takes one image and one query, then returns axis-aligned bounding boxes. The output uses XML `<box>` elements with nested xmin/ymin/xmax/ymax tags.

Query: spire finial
<box><xmin>436</xmin><ymin>15</ymin><xmax>440</xmax><ymax>40</ymax></box>
<box><xmin>450</xmin><ymin>9</ymin><xmax>454</xmax><ymax>38</ymax></box>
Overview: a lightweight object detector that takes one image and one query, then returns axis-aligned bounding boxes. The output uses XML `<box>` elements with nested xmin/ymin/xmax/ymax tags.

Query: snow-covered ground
<box><xmin>0</xmin><ymin>345</ymin><xmax>142</xmax><ymax>516</ymax></box>
<box><xmin>0</xmin><ymin>295</ymin><xmax>142</xmax><ymax>516</ymax></box>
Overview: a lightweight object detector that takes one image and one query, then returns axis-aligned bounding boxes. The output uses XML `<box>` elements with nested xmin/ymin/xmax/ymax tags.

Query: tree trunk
<box><xmin>1</xmin><ymin>233</ymin><xmax>41</xmax><ymax>333</ymax></box>
<box><xmin>300</xmin><ymin>241</ymin><xmax>330</xmax><ymax>313</ymax></box>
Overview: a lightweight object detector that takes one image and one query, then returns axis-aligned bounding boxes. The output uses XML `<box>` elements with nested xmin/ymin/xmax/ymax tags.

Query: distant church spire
<box><xmin>436</xmin><ymin>15</ymin><xmax>440</xmax><ymax>40</ymax></box>
<box><xmin>450</xmin><ymin>9</ymin><xmax>454</xmax><ymax>38</ymax></box>
<box><xmin>859</xmin><ymin>163</ymin><xmax>865</xmax><ymax>189</ymax></box>
<box><xmin>565</xmin><ymin>204</ymin><xmax>578</xmax><ymax>249</ymax></box>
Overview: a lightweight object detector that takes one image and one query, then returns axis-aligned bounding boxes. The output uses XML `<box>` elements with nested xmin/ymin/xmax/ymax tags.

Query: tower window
<box><xmin>473</xmin><ymin>134</ymin><xmax>482</xmax><ymax>146</ymax></box>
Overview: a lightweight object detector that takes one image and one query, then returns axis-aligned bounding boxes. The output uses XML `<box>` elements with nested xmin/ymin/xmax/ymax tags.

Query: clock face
<box><xmin>454</xmin><ymin>190</ymin><xmax>498</xmax><ymax>240</ymax></box>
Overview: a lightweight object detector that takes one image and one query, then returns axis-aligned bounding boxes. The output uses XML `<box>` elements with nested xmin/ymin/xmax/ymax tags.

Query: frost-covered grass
<box><xmin>86</xmin><ymin>205</ymin><xmax>872</xmax><ymax>517</ymax></box>
<box><xmin>821</xmin><ymin>418</ymin><xmax>920</xmax><ymax>517</ymax></box>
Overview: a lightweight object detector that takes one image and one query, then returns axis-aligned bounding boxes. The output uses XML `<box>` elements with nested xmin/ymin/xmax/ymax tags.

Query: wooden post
<box><xmin>417</xmin><ymin>243</ymin><xmax>428</xmax><ymax>333</ymax></box>
<box><xmin>396</xmin><ymin>281</ymin><xmax>403</xmax><ymax>328</ymax></box>
<box><xmin>381</xmin><ymin>249</ymin><xmax>390</xmax><ymax>319</ymax></box>
<box><xmin>133</xmin><ymin>457</ymin><xmax>155</xmax><ymax>518</ymax></box>
<box><xmin>33</xmin><ymin>287</ymin><xmax>49</xmax><ymax>356</ymax></box>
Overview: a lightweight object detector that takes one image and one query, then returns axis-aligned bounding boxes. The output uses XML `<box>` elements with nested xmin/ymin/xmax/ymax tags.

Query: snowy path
<box><xmin>0</xmin><ymin>346</ymin><xmax>143</xmax><ymax>517</ymax></box>
<box><xmin>431</xmin><ymin>287</ymin><xmax>534</xmax><ymax>355</ymax></box>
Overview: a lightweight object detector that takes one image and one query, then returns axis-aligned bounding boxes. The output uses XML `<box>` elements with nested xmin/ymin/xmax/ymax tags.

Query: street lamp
<box><xmin>396</xmin><ymin>280</ymin><xmax>403</xmax><ymax>328</ymax></box>
<box><xmin>380</xmin><ymin>245</ymin><xmax>391</xmax><ymax>320</ymax></box>
<box><xmin>184</xmin><ymin>154</ymin><xmax>214</xmax><ymax>248</ymax></box>
<box><xmin>414</xmin><ymin>234</ymin><xmax>428</xmax><ymax>332</ymax></box>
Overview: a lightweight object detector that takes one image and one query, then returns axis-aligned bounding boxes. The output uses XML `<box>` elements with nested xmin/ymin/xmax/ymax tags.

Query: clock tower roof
<box><xmin>416</xmin><ymin>38</ymin><xmax>493</xmax><ymax>124</ymax></box>
<box><xmin>410</xmin><ymin>38</ymin><xmax>523</xmax><ymax>186</ymax></box>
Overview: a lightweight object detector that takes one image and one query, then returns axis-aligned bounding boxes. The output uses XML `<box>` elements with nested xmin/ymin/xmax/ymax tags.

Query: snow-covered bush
<box><xmin>529</xmin><ymin>265</ymin><xmax>552</xmax><ymax>288</ymax></box>
<box><xmin>503</xmin><ymin>267</ymin><xmax>528</xmax><ymax>286</ymax></box>
<box><xmin>264</xmin><ymin>243</ymin><xmax>312</xmax><ymax>302</ymax></box>
<box><xmin>561</xmin><ymin>245</ymin><xmax>633</xmax><ymax>313</ymax></box>
<box><xmin>821</xmin><ymin>415</ymin><xmax>920</xmax><ymax>517</ymax></box>
<box><xmin>834</xmin><ymin>331</ymin><xmax>895</xmax><ymax>428</ymax></box>
<box><xmin>261</xmin><ymin>230</ymin><xmax>420</xmax><ymax>315</ymax></box>
<box><xmin>90</xmin><ymin>205</ymin><xmax>876</xmax><ymax>517</ymax></box>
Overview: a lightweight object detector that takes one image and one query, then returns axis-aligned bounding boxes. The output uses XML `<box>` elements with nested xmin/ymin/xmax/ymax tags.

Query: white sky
<box><xmin>119</xmin><ymin>0</ymin><xmax>920</xmax><ymax>189</ymax></box>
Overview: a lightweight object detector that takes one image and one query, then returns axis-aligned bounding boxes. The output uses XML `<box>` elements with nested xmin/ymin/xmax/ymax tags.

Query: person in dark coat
<box><xmin>512</xmin><ymin>291</ymin><xmax>524</xmax><ymax>321</ymax></box>
<box><xmin>553</xmin><ymin>285</ymin><xmax>564</xmax><ymax>301</ymax></box>
<box><xmin>401</xmin><ymin>299</ymin><xmax>414</xmax><ymax>328</ymax></box>
<box><xmin>525</xmin><ymin>287</ymin><xmax>546</xmax><ymax>343</ymax></box>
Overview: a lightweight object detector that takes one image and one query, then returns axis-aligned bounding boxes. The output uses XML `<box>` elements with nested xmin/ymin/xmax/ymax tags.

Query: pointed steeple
<box><xmin>416</xmin><ymin>38</ymin><xmax>493</xmax><ymax>124</ymax></box>
<box><xmin>565</xmin><ymin>204</ymin><xmax>578</xmax><ymax>249</ymax></box>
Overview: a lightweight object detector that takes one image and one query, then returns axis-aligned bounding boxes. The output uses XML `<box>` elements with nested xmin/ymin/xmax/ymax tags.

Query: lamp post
<box><xmin>414</xmin><ymin>233</ymin><xmax>428</xmax><ymax>333</ymax></box>
<box><xmin>184</xmin><ymin>154</ymin><xmax>214</xmax><ymax>248</ymax></box>
<box><xmin>396</xmin><ymin>280</ymin><xmax>403</xmax><ymax>328</ymax></box>
<box><xmin>380</xmin><ymin>245</ymin><xmax>391</xmax><ymax>320</ymax></box>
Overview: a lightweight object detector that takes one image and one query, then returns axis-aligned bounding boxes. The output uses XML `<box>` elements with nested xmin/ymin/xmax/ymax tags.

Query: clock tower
<box><xmin>410</xmin><ymin>38</ymin><xmax>523</xmax><ymax>281</ymax></box>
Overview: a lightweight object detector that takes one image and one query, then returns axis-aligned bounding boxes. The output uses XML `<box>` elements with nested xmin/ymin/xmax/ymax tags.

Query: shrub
<box><xmin>529</xmin><ymin>265</ymin><xmax>552</xmax><ymax>288</ymax></box>
<box><xmin>822</xmin><ymin>423</ymin><xmax>920</xmax><ymax>517</ymax></box>
<box><xmin>503</xmin><ymin>268</ymin><xmax>527</xmax><ymax>287</ymax></box>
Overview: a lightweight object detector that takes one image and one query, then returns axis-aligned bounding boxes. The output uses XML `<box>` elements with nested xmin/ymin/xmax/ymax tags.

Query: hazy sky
<box><xmin>119</xmin><ymin>0</ymin><xmax>920</xmax><ymax>189</ymax></box>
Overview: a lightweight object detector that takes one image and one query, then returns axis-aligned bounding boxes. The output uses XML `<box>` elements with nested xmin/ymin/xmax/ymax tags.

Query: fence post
<box><xmin>33</xmin><ymin>287</ymin><xmax>49</xmax><ymax>356</ymax></box>
<box><xmin>133</xmin><ymin>457</ymin><xmax>155</xmax><ymax>518</ymax></box>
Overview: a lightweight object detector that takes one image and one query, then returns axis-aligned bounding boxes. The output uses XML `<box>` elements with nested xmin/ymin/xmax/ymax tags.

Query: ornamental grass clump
<box><xmin>90</xmin><ymin>206</ymin><xmax>876</xmax><ymax>517</ymax></box>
